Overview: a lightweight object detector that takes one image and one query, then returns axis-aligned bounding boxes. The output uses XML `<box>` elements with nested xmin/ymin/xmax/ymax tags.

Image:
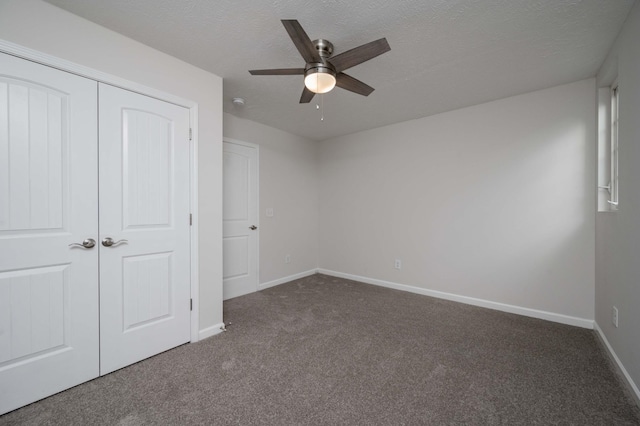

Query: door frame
<box><xmin>0</xmin><ymin>40</ymin><xmax>202</xmax><ymax>342</ymax></box>
<box><xmin>223</xmin><ymin>138</ymin><xmax>260</xmax><ymax>295</ymax></box>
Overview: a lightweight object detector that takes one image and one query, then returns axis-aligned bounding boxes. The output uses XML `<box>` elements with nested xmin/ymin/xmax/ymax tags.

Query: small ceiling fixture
<box><xmin>249</xmin><ymin>20</ymin><xmax>390</xmax><ymax>103</ymax></box>
<box><xmin>232</xmin><ymin>97</ymin><xmax>245</xmax><ymax>107</ymax></box>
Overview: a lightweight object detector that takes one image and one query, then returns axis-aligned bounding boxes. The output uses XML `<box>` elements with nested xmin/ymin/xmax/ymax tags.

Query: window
<box><xmin>609</xmin><ymin>84</ymin><xmax>619</xmax><ymax>209</ymax></box>
<box><xmin>597</xmin><ymin>83</ymin><xmax>619</xmax><ymax>212</ymax></box>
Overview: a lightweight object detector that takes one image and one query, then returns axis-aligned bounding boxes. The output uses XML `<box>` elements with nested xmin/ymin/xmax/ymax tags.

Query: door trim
<box><xmin>223</xmin><ymin>137</ymin><xmax>260</xmax><ymax>293</ymax></box>
<box><xmin>0</xmin><ymin>40</ymin><xmax>202</xmax><ymax>342</ymax></box>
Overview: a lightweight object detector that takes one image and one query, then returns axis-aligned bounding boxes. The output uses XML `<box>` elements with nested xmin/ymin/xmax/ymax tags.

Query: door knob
<box><xmin>249</xmin><ymin>225</ymin><xmax>257</xmax><ymax>230</ymax></box>
<box><xmin>68</xmin><ymin>238</ymin><xmax>96</xmax><ymax>249</ymax></box>
<box><xmin>102</xmin><ymin>237</ymin><xmax>129</xmax><ymax>247</ymax></box>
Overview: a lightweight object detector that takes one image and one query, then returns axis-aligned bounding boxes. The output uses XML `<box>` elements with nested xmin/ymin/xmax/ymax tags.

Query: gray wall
<box><xmin>596</xmin><ymin>1</ymin><xmax>640</xmax><ymax>397</ymax></box>
<box><xmin>318</xmin><ymin>79</ymin><xmax>596</xmax><ymax>323</ymax></box>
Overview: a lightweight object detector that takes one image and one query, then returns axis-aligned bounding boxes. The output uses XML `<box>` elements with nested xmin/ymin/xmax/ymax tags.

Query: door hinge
<box><xmin>189</xmin><ymin>128</ymin><xmax>192</xmax><ymax>141</ymax></box>
<box><xmin>189</xmin><ymin>213</ymin><xmax>192</xmax><ymax>226</ymax></box>
<box><xmin>190</xmin><ymin>298</ymin><xmax>193</xmax><ymax>311</ymax></box>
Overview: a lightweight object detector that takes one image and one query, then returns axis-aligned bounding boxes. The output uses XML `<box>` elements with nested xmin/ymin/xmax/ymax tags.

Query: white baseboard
<box><xmin>198</xmin><ymin>322</ymin><xmax>226</xmax><ymax>341</ymax></box>
<box><xmin>317</xmin><ymin>269</ymin><xmax>594</xmax><ymax>329</ymax></box>
<box><xmin>594</xmin><ymin>322</ymin><xmax>640</xmax><ymax>406</ymax></box>
<box><xmin>259</xmin><ymin>269</ymin><xmax>319</xmax><ymax>291</ymax></box>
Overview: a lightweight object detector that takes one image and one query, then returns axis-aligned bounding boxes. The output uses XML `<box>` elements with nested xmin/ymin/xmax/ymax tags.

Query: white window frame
<box><xmin>609</xmin><ymin>83</ymin><xmax>619</xmax><ymax>210</ymax></box>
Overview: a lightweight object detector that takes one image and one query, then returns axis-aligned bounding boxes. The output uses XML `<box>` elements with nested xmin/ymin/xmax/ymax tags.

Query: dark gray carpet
<box><xmin>1</xmin><ymin>274</ymin><xmax>639</xmax><ymax>425</ymax></box>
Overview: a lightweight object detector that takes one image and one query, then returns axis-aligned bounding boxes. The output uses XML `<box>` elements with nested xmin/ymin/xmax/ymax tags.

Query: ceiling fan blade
<box><xmin>329</xmin><ymin>38</ymin><xmax>391</xmax><ymax>73</ymax></box>
<box><xmin>249</xmin><ymin>68</ymin><xmax>305</xmax><ymax>75</ymax></box>
<box><xmin>335</xmin><ymin>73</ymin><xmax>375</xmax><ymax>96</ymax></box>
<box><xmin>281</xmin><ymin>20</ymin><xmax>322</xmax><ymax>64</ymax></box>
<box><xmin>300</xmin><ymin>87</ymin><xmax>315</xmax><ymax>103</ymax></box>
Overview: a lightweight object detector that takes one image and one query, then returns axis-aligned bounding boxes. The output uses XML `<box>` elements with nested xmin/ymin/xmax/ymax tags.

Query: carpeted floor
<box><xmin>1</xmin><ymin>273</ymin><xmax>639</xmax><ymax>425</ymax></box>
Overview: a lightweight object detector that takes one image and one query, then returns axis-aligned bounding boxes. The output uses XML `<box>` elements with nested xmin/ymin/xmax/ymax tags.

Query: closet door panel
<box><xmin>0</xmin><ymin>53</ymin><xmax>99</xmax><ymax>415</ymax></box>
<box><xmin>98</xmin><ymin>83</ymin><xmax>191</xmax><ymax>375</ymax></box>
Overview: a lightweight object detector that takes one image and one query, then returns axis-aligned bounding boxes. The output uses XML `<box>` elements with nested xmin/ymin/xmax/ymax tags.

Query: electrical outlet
<box><xmin>285</xmin><ymin>254</ymin><xmax>291</xmax><ymax>264</ymax></box>
<box><xmin>394</xmin><ymin>259</ymin><xmax>402</xmax><ymax>269</ymax></box>
<box><xmin>266</xmin><ymin>208</ymin><xmax>274</xmax><ymax>217</ymax></box>
<box><xmin>612</xmin><ymin>306</ymin><xmax>619</xmax><ymax>328</ymax></box>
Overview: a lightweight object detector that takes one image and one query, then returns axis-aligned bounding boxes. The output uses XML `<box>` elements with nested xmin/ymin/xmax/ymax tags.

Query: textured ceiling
<box><xmin>45</xmin><ymin>0</ymin><xmax>634</xmax><ymax>141</ymax></box>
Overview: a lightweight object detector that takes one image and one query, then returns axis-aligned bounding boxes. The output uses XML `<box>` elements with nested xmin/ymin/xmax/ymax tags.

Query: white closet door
<box><xmin>98</xmin><ymin>83</ymin><xmax>191</xmax><ymax>374</ymax></box>
<box><xmin>0</xmin><ymin>53</ymin><xmax>99</xmax><ymax>414</ymax></box>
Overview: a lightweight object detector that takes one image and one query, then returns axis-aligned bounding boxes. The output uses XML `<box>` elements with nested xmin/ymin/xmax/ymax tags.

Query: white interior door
<box><xmin>223</xmin><ymin>141</ymin><xmax>258</xmax><ymax>300</ymax></box>
<box><xmin>0</xmin><ymin>53</ymin><xmax>99</xmax><ymax>414</ymax></box>
<box><xmin>98</xmin><ymin>83</ymin><xmax>191</xmax><ymax>374</ymax></box>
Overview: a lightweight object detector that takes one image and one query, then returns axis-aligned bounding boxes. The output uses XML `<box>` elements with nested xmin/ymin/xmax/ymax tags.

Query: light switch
<box><xmin>266</xmin><ymin>208</ymin><xmax>274</xmax><ymax>217</ymax></box>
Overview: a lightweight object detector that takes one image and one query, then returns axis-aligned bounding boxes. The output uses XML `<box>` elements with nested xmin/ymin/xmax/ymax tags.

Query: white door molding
<box><xmin>0</xmin><ymin>40</ymin><xmax>201</xmax><ymax>342</ymax></box>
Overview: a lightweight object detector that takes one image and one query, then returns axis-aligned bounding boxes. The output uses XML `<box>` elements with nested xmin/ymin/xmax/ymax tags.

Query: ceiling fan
<box><xmin>249</xmin><ymin>20</ymin><xmax>391</xmax><ymax>103</ymax></box>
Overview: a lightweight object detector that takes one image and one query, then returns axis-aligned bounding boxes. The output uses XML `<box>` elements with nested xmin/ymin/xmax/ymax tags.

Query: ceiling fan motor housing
<box><xmin>304</xmin><ymin>39</ymin><xmax>337</xmax><ymax>93</ymax></box>
<box><xmin>313</xmin><ymin>39</ymin><xmax>334</xmax><ymax>58</ymax></box>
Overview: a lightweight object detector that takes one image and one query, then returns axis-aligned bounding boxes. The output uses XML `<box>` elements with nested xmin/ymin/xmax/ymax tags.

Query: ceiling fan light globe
<box><xmin>304</xmin><ymin>70</ymin><xmax>336</xmax><ymax>94</ymax></box>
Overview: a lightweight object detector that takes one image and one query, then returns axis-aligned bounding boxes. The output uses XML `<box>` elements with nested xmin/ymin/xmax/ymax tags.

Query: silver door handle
<box><xmin>69</xmin><ymin>238</ymin><xmax>96</xmax><ymax>249</ymax></box>
<box><xmin>249</xmin><ymin>225</ymin><xmax>257</xmax><ymax>230</ymax></box>
<box><xmin>102</xmin><ymin>237</ymin><xmax>128</xmax><ymax>247</ymax></box>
